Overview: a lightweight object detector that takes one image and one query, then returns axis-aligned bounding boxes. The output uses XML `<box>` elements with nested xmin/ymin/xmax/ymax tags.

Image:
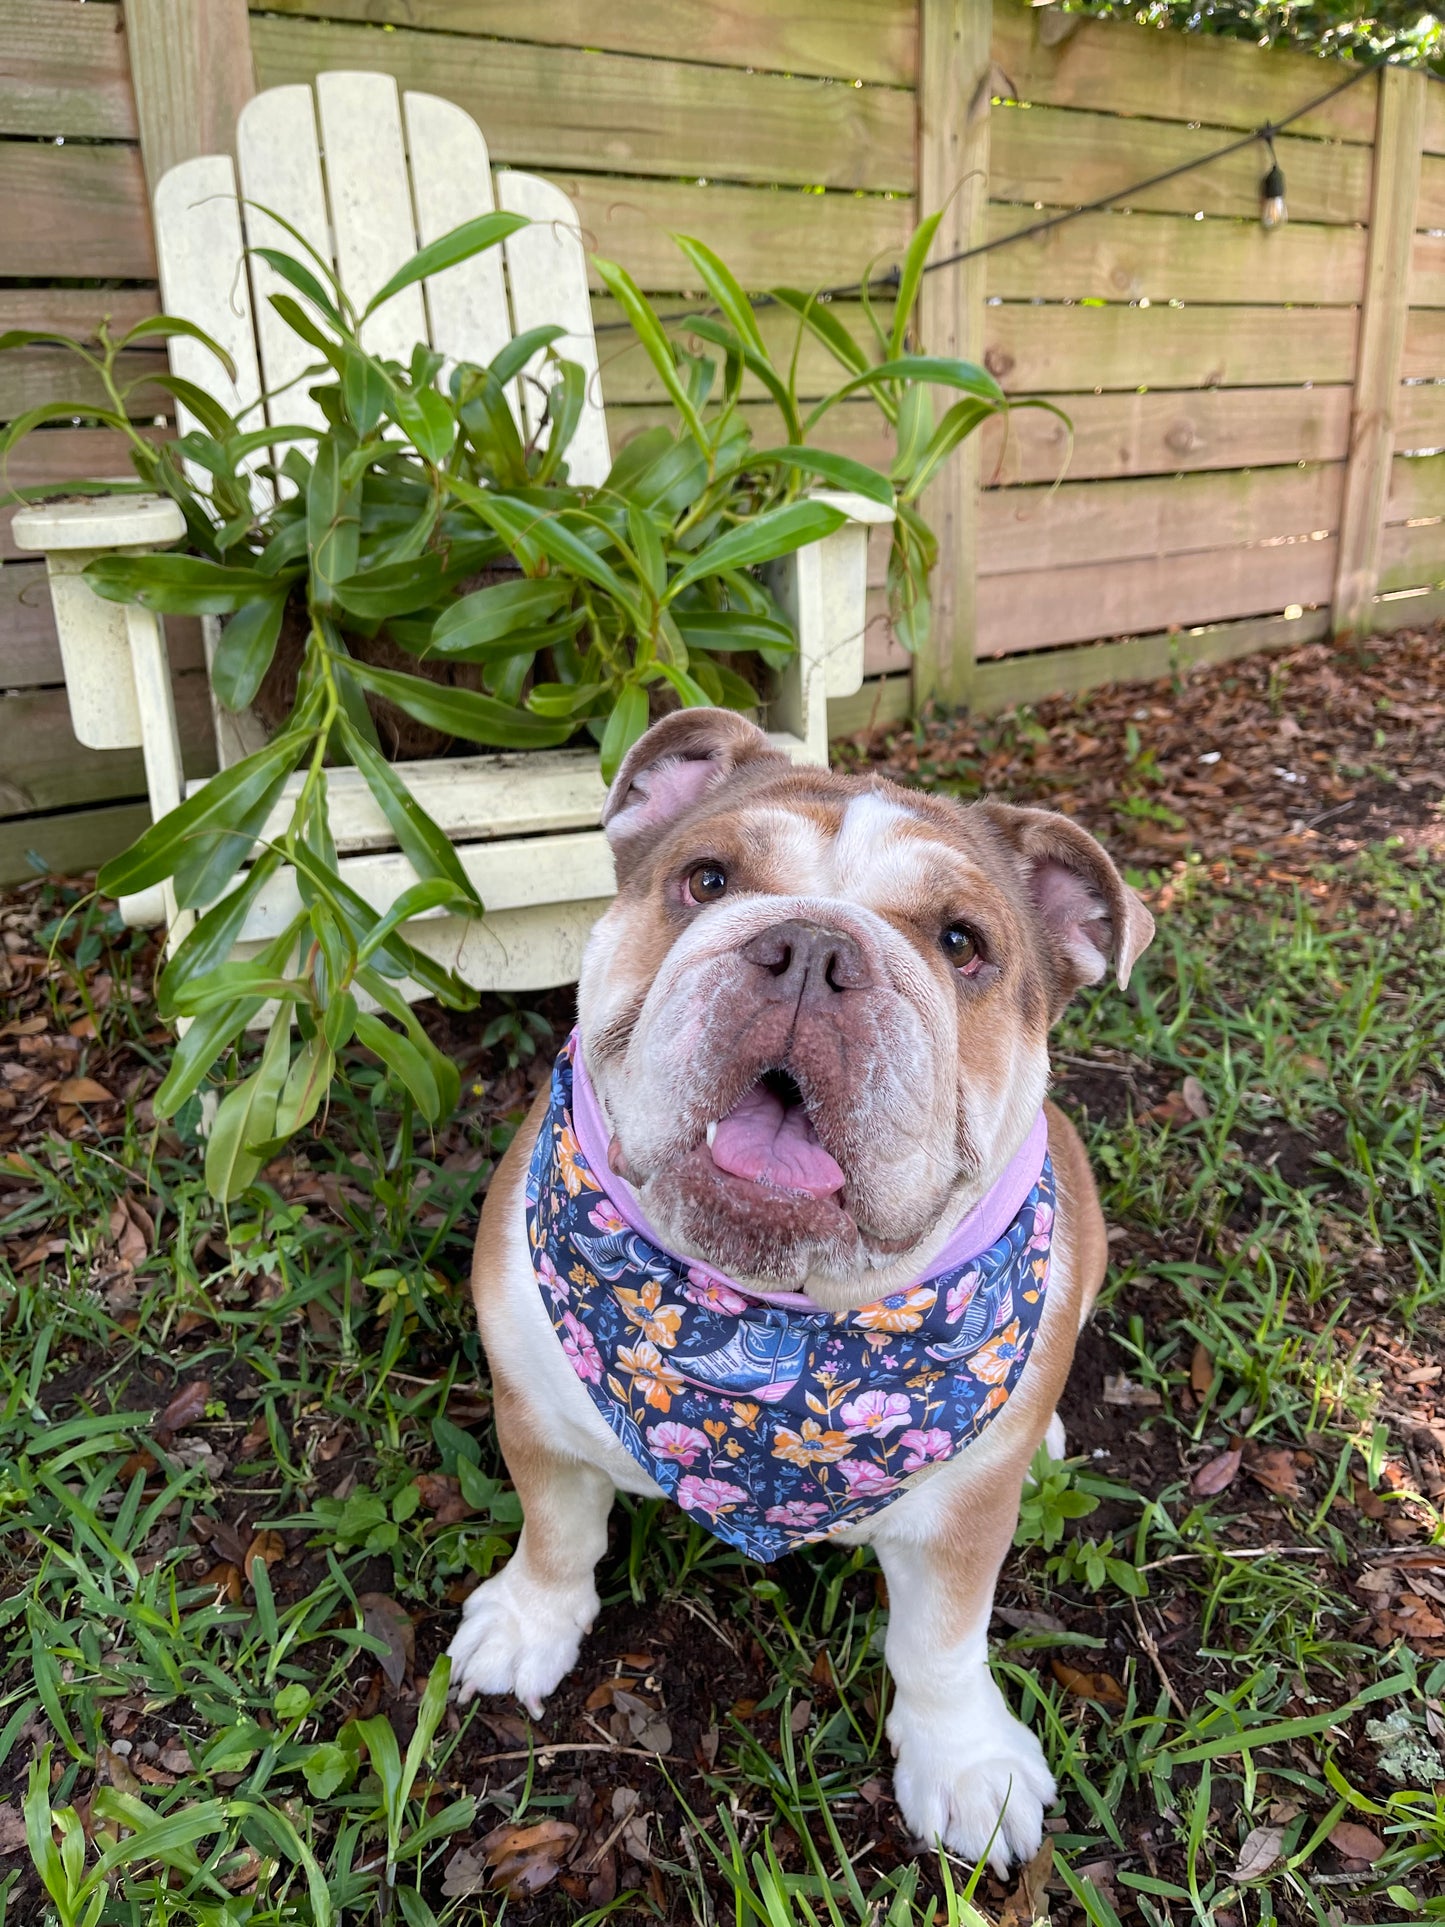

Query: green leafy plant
<box><xmin>1</xmin><ymin>207</ymin><xmax>1034</xmax><ymax>1200</ymax></box>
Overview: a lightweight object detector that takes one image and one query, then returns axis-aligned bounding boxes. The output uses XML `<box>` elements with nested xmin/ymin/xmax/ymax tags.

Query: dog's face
<box><xmin>578</xmin><ymin>712</ymin><xmax>1153</xmax><ymax>1301</ymax></box>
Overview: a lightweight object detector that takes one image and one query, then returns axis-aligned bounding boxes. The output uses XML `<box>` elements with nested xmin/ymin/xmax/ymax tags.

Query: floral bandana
<box><xmin>526</xmin><ymin>1039</ymin><xmax>1054</xmax><ymax>1562</ymax></box>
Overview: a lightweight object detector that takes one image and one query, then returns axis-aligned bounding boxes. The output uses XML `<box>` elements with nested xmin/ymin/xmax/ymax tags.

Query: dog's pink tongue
<box><xmin>709</xmin><ymin>1083</ymin><xmax>845</xmax><ymax>1198</ymax></box>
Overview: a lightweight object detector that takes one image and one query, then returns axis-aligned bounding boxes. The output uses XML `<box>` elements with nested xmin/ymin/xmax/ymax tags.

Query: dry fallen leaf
<box><xmin>97</xmin><ymin>1744</ymin><xmax>143</xmax><ymax>1797</ymax></box>
<box><xmin>610</xmin><ymin>1689</ymin><xmax>672</xmax><ymax>1754</ymax></box>
<box><xmin>1000</xmin><ymin>1835</ymin><xmax>1054</xmax><ymax>1927</ymax></box>
<box><xmin>1144</xmin><ymin>1089</ymin><xmax>1198</xmax><ymax>1129</ymax></box>
<box><xmin>0</xmin><ymin>1805</ymin><xmax>26</xmax><ymax>1854</ymax></box>
<box><xmin>1233</xmin><ymin>1825</ymin><xmax>1285</xmax><ymax>1881</ymax></box>
<box><xmin>479</xmin><ymin>1818</ymin><xmax>579</xmax><ymax>1899</ymax></box>
<box><xmin>1181</xmin><ymin>1075</ymin><xmax>1213</xmax><ymax>1121</ymax></box>
<box><xmin>1190</xmin><ymin>1341</ymin><xmax>1215</xmax><ymax>1398</ymax></box>
<box><xmin>243</xmin><ymin>1530</ymin><xmax>285</xmax><ymax>1584</ymax></box>
<box><xmin>1328</xmin><ymin>1820</ymin><xmax>1385</xmax><ymax>1864</ymax></box>
<box><xmin>1103</xmin><ymin>1373</ymin><xmax>1163</xmax><ymax>1409</ymax></box>
<box><xmin>1192</xmin><ymin>1446</ymin><xmax>1243</xmax><ymax>1496</ymax></box>
<box><xmin>56</xmin><ymin>1077</ymin><xmax>115</xmax><ymax>1105</ymax></box>
<box><xmin>413</xmin><ymin>1472</ymin><xmax>475</xmax><ymax>1527</ymax></box>
<box><xmin>154</xmin><ymin>1379</ymin><xmax>210</xmax><ymax>1441</ymax></box>
<box><xmin>1247</xmin><ymin>1447</ymin><xmax>1306</xmax><ymax>1501</ymax></box>
<box><xmin>1050</xmin><ymin>1660</ymin><xmax>1126</xmax><ymax>1707</ymax></box>
<box><xmin>358</xmin><ymin>1592</ymin><xmax>414</xmax><ymax>1691</ymax></box>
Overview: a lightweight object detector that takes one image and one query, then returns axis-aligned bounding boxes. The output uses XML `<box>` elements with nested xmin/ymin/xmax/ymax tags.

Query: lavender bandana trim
<box><xmin>526</xmin><ymin>1041</ymin><xmax>1054</xmax><ymax>1562</ymax></box>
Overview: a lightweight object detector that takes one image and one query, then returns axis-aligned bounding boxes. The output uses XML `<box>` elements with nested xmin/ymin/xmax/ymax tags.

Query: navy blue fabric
<box><xmin>526</xmin><ymin>1041</ymin><xmax>1054</xmax><ymax>1561</ymax></box>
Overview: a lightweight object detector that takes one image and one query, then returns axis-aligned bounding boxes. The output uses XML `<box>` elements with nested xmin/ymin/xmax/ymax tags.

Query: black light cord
<box><xmin>592</xmin><ymin>44</ymin><xmax>1397</xmax><ymax>337</ymax></box>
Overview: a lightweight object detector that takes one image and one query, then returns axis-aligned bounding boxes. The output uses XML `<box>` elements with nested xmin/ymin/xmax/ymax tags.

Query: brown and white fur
<box><xmin>446</xmin><ymin>710</ymin><xmax>1154</xmax><ymax>1872</ymax></box>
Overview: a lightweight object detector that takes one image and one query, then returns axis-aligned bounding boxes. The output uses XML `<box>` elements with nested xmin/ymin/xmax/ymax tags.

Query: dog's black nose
<box><xmin>743</xmin><ymin>920</ymin><xmax>870</xmax><ymax>1001</ymax></box>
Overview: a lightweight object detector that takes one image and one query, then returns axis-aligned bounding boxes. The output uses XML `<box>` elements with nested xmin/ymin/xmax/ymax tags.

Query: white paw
<box><xmin>1044</xmin><ymin>1411</ymin><xmax>1067</xmax><ymax>1460</ymax></box>
<box><xmin>890</xmin><ymin>1694</ymin><xmax>1056</xmax><ymax>1876</ymax></box>
<box><xmin>446</xmin><ymin>1564</ymin><xmax>598</xmax><ymax>1717</ymax></box>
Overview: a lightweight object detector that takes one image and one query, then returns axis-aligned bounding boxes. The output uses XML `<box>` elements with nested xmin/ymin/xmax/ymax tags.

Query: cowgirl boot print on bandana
<box><xmin>526</xmin><ymin>1039</ymin><xmax>1054</xmax><ymax>1563</ymax></box>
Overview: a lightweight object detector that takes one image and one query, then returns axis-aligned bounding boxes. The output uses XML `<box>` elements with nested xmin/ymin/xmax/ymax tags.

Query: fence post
<box><xmin>1332</xmin><ymin>63</ymin><xmax>1425</xmax><ymax>641</ymax></box>
<box><xmin>913</xmin><ymin>0</ymin><xmax>992</xmax><ymax>714</ymax></box>
<box><xmin>123</xmin><ymin>0</ymin><xmax>257</xmax><ymax>193</ymax></box>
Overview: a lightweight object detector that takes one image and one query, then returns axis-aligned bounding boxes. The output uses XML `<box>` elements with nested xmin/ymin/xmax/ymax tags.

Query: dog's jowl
<box><xmin>447</xmin><ymin>709</ymin><xmax>1154</xmax><ymax>1872</ymax></box>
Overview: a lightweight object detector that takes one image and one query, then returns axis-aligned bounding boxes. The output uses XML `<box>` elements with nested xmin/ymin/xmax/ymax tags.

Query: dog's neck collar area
<box><xmin>566</xmin><ymin>1028</ymin><xmax>1048</xmax><ymax>1312</ymax></box>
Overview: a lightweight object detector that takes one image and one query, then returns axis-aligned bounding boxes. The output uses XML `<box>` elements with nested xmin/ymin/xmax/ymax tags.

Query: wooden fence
<box><xmin>2</xmin><ymin>0</ymin><xmax>1442</xmax><ymax>881</ymax></box>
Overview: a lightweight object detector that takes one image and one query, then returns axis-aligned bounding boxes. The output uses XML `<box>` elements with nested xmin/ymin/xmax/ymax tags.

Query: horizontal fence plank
<box><xmin>1378</xmin><ymin>516</ymin><xmax>1445</xmax><ymax>591</ymax></box>
<box><xmin>0</xmin><ymin>559</ymin><xmax>205</xmax><ymax>688</ymax></box>
<box><xmin>1415</xmin><ymin>151</ymin><xmax>1445</xmax><ymax>225</ymax></box>
<box><xmin>969</xmin><ymin>607</ymin><xmax>1332</xmax><ymax>716</ymax></box>
<box><xmin>979</xmin><ymin>463</ymin><xmax>1344</xmax><ymax>574</ymax></box>
<box><xmin>828</xmin><ymin>673</ymin><xmax>911</xmax><ymax>738</ymax></box>
<box><xmin>979</xmin><ymin>384</ymin><xmax>1352</xmax><ymax>485</ymax></box>
<box><xmin>992</xmin><ymin>103</ymin><xmax>1370</xmax><ymax>227</ymax></box>
<box><xmin>985</xmin><ymin>205</ymin><xmax>1366</xmax><ymax>306</ymax></box>
<box><xmin>1</xmin><ymin>427</ymin><xmax>164</xmax><ymax>560</ymax></box>
<box><xmin>564</xmin><ymin>178</ymin><xmax>911</xmax><ymax>293</ymax></box>
<box><xmin>249</xmin><ymin>14</ymin><xmax>915</xmax><ymax>191</ymax></box>
<box><xmin>1403</xmin><ymin>307</ymin><xmax>1445</xmax><ymax>378</ymax></box>
<box><xmin>1388</xmin><ymin>449</ymin><xmax>1445</xmax><ymax>520</ymax></box>
<box><xmin>1396</xmin><ymin>380</ymin><xmax>1445</xmax><ymax>450</ymax></box>
<box><xmin>977</xmin><ymin>533</ymin><xmax>1335</xmax><ymax>654</ymax></box>
<box><xmin>992</xmin><ymin>3</ymin><xmax>1378</xmax><ymax>145</ymax></box>
<box><xmin>244</xmin><ymin>0</ymin><xmax>919</xmax><ymax>88</ymax></box>
<box><xmin>0</xmin><ymin>800</ymin><xmax>154</xmax><ymax>886</ymax></box>
<box><xmin>981</xmin><ymin>301</ymin><xmax>1358</xmax><ymax>394</ymax></box>
<box><xmin>0</xmin><ymin>140</ymin><xmax>155</xmax><ymax>279</ymax></box>
<box><xmin>0</xmin><ymin>675</ymin><xmax>215</xmax><ymax>820</ymax></box>
<box><xmin>1409</xmin><ymin>230</ymin><xmax>1445</xmax><ymax>307</ymax></box>
<box><xmin>0</xmin><ymin>286</ymin><xmax>160</xmax><ymax>342</ymax></box>
<box><xmin>1372</xmin><ymin>583</ymin><xmax>1445</xmax><ymax>628</ymax></box>
<box><xmin>0</xmin><ymin>0</ymin><xmax>138</xmax><ymax>140</ymax></box>
<box><xmin>0</xmin><ymin>347</ymin><xmax>169</xmax><ymax>426</ymax></box>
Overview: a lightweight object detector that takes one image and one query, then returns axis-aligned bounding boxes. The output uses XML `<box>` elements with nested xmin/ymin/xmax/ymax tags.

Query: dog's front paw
<box><xmin>889</xmin><ymin>1691</ymin><xmax>1055</xmax><ymax>1876</ymax></box>
<box><xmin>447</xmin><ymin>1563</ymin><xmax>598</xmax><ymax>1717</ymax></box>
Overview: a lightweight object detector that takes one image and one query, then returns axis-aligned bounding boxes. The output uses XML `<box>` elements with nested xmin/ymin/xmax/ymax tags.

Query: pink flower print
<box><xmin>588</xmin><ymin>1198</ymin><xmax>629</xmax><ymax>1236</ymax></box>
<box><xmin>536</xmin><ymin>1249</ymin><xmax>569</xmax><ymax>1308</ymax></box>
<box><xmin>967</xmin><ymin>1319</ymin><xmax>1024</xmax><ymax>1386</ymax></box>
<box><xmin>765</xmin><ymin>1499</ymin><xmax>830</xmax><ymax>1529</ymax></box>
<box><xmin>676</xmin><ymin>1474</ymin><xmax>747</xmax><ymax>1518</ymax></box>
<box><xmin>838</xmin><ymin>1390</ymin><xmax>913</xmax><ymax>1439</ymax></box>
<box><xmin>1026</xmin><ymin>1201</ymin><xmax>1054</xmax><ymax>1253</ymax></box>
<box><xmin>899</xmin><ymin>1427</ymin><xmax>952</xmax><ymax>1472</ymax></box>
<box><xmin>945</xmin><ymin>1268</ymin><xmax>982</xmax><ymax>1325</ymax></box>
<box><xmin>681</xmin><ymin>1269</ymin><xmax>751</xmax><ymax>1315</ymax></box>
<box><xmin>560</xmin><ymin>1311</ymin><xmax>602</xmax><ymax>1383</ymax></box>
<box><xmin>836</xmin><ymin>1460</ymin><xmax>898</xmax><ymax>1499</ymax></box>
<box><xmin>647</xmin><ymin>1421</ymin><xmax>710</xmax><ymax>1466</ymax></box>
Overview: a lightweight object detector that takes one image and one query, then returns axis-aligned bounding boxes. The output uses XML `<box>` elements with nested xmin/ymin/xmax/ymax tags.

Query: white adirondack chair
<box><xmin>12</xmin><ymin>72</ymin><xmax>890</xmax><ymax>994</ymax></box>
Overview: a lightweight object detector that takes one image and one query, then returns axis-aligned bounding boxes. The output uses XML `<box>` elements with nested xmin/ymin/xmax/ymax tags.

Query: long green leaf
<box><xmin>751</xmin><ymin>445</ymin><xmax>894</xmax><ymax>508</ymax></box>
<box><xmin>333</xmin><ymin>553</ymin><xmax>456</xmax><ymax>621</ymax></box>
<box><xmin>253</xmin><ymin>247</ymin><xmax>345</xmax><ymax>327</ymax></box>
<box><xmin>211</xmin><ymin>590</ymin><xmax>289</xmax><ymax>710</ymax></box>
<box><xmin>308</xmin><ymin>437</ymin><xmax>361</xmax><ymax>607</ymax></box>
<box><xmin>96</xmin><ymin>731</ymin><xmax>306</xmax><ymax>897</ymax></box>
<box><xmin>810</xmin><ymin>353</ymin><xmax>1005</xmax><ymax>418</ymax></box>
<box><xmin>428</xmin><ymin>577</ymin><xmax>570</xmax><ymax>656</ymax></box>
<box><xmin>356</xmin><ymin>878</ymin><xmax>475</xmax><ymax>964</ymax></box>
<box><xmin>354</xmin><ymin>1012</ymin><xmax>442</xmax><ymax>1123</ymax></box>
<box><xmin>673</xmin><ymin>609</ymin><xmax>796</xmax><ymax>654</ymax></box>
<box><xmin>342</xmin><ymin>657</ymin><xmax>576</xmax><ymax>748</ymax></box>
<box><xmin>205</xmin><ymin>1010</ymin><xmax>292</xmax><ymax>1200</ymax></box>
<box><xmin>339</xmin><ymin>724</ymin><xmax>483</xmax><ymax>911</ymax></box>
<box><xmin>598</xmin><ymin>683</ymin><xmax>649</xmax><ymax>784</ymax></box>
<box><xmin>120</xmin><ymin>313</ymin><xmax>239</xmax><ymax>379</ymax></box>
<box><xmin>84</xmin><ymin>554</ymin><xmax>272</xmax><ymax>616</ymax></box>
<box><xmin>666</xmin><ymin>499</ymin><xmax>846</xmax><ymax>598</ymax></box>
<box><xmin>272</xmin><ymin>1032</ymin><xmax>335</xmax><ymax>1138</ymax></box>
<box><xmin>671</xmin><ymin>234</ymin><xmax>768</xmax><ymax>359</ymax></box>
<box><xmin>681</xmin><ymin>316</ymin><xmax>803</xmax><ymax>445</ymax></box>
<box><xmin>592</xmin><ymin>254</ymin><xmax>708</xmax><ymax>452</ymax></box>
<box><xmin>156</xmin><ymin>847</ymin><xmax>284</xmax><ymax>1019</ymax></box>
<box><xmin>363</xmin><ymin>212</ymin><xmax>527</xmax><ymax>318</ymax></box>
<box><xmin>448</xmin><ymin>478</ymin><xmax>646</xmax><ymax>625</ymax></box>
<box><xmin>889</xmin><ymin>210</ymin><xmax>944</xmax><ymax>359</ymax></box>
<box><xmin>769</xmin><ymin>288</ymin><xmax>870</xmax><ymax>377</ymax></box>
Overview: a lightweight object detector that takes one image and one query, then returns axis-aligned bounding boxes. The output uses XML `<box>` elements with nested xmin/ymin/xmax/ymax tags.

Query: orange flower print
<box><xmin>729</xmin><ymin>1402</ymin><xmax>762</xmax><ymax>1431</ymax></box>
<box><xmin>617</xmin><ymin>1340</ymin><xmax>683</xmax><ymax>1411</ymax></box>
<box><xmin>556</xmin><ymin>1123</ymin><xmax>600</xmax><ymax>1198</ymax></box>
<box><xmin>614</xmin><ymin>1279</ymin><xmax>683</xmax><ymax>1350</ymax></box>
<box><xmin>967</xmin><ymin>1320</ymin><xmax>1024</xmax><ymax>1386</ymax></box>
<box><xmin>772</xmin><ymin>1420</ymin><xmax>854</xmax><ymax>1468</ymax></box>
<box><xmin>703</xmin><ymin>1419</ymin><xmax>729</xmax><ymax>1443</ymax></box>
<box><xmin>851</xmin><ymin>1286</ymin><xmax>937</xmax><ymax>1335</ymax></box>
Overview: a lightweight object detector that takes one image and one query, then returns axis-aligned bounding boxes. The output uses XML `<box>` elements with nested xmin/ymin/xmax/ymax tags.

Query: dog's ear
<box><xmin>978</xmin><ymin>802</ymin><xmax>1155</xmax><ymax>1006</ymax></box>
<box><xmin>602</xmin><ymin>709</ymin><xmax>787</xmax><ymax>879</ymax></box>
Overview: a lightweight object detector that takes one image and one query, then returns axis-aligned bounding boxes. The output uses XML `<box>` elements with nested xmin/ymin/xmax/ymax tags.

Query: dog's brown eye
<box><xmin>688</xmin><ymin>863</ymin><xmax>728</xmax><ymax>903</ymax></box>
<box><xmin>941</xmin><ymin>923</ymin><xmax>982</xmax><ymax>970</ymax></box>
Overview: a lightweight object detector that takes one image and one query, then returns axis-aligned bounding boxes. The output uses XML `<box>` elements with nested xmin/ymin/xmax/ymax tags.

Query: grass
<box><xmin>0</xmin><ymin>831</ymin><xmax>1442</xmax><ymax>1924</ymax></box>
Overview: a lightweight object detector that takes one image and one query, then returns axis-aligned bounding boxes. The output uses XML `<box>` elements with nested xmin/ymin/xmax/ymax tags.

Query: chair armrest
<box><xmin>809</xmin><ymin>488</ymin><xmax>896</xmax><ymax>529</ymax></box>
<box><xmin>10</xmin><ymin>493</ymin><xmax>186</xmax><ymax>554</ymax></box>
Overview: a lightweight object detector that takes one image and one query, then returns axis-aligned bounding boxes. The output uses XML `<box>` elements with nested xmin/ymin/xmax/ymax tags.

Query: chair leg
<box><xmin>765</xmin><ymin>542</ymin><xmax>830</xmax><ymax>766</ymax></box>
<box><xmin>126</xmin><ymin>605</ymin><xmax>192</xmax><ymax>947</ymax></box>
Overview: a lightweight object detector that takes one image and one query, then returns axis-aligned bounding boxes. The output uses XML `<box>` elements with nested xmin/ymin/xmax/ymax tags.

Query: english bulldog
<box><xmin>446</xmin><ymin>708</ymin><xmax>1153</xmax><ymax>1871</ymax></box>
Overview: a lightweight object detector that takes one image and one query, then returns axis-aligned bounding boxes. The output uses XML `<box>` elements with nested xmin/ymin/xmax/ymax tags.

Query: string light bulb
<box><xmin>1261</xmin><ymin>137</ymin><xmax>1288</xmax><ymax>230</ymax></box>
